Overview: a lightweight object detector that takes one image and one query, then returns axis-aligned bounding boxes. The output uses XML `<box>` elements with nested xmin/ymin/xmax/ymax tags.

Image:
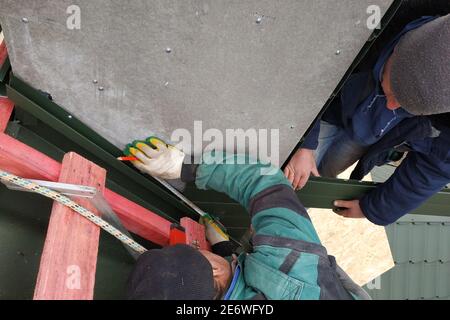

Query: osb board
<box><xmin>309</xmin><ymin>165</ymin><xmax>394</xmax><ymax>286</ymax></box>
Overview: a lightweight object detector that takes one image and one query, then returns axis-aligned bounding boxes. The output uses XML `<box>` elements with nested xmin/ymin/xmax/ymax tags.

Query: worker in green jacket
<box><xmin>124</xmin><ymin>137</ymin><xmax>369</xmax><ymax>300</ymax></box>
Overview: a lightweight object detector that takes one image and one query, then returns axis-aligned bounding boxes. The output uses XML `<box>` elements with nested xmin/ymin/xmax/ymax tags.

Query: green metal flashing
<box><xmin>184</xmin><ymin>177</ymin><xmax>450</xmax><ymax>218</ymax></box>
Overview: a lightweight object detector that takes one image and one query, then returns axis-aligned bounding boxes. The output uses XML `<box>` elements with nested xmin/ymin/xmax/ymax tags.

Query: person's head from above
<box><xmin>126</xmin><ymin>244</ymin><xmax>232</xmax><ymax>300</ymax></box>
<box><xmin>381</xmin><ymin>14</ymin><xmax>450</xmax><ymax>115</ymax></box>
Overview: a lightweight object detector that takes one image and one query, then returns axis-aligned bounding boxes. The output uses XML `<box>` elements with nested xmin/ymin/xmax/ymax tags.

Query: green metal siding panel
<box><xmin>365</xmin><ymin>215</ymin><xmax>450</xmax><ymax>300</ymax></box>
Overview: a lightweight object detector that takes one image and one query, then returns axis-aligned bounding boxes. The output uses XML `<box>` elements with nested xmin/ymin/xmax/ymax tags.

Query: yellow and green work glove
<box><xmin>124</xmin><ymin>137</ymin><xmax>185</xmax><ymax>180</ymax></box>
<box><xmin>200</xmin><ymin>214</ymin><xmax>230</xmax><ymax>245</ymax></box>
<box><xmin>125</xmin><ymin>137</ymin><xmax>230</xmax><ymax>245</ymax></box>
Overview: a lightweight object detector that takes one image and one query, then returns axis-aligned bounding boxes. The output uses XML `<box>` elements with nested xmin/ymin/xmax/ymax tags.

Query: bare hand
<box><xmin>333</xmin><ymin>200</ymin><xmax>366</xmax><ymax>219</ymax></box>
<box><xmin>284</xmin><ymin>148</ymin><xmax>320</xmax><ymax>190</ymax></box>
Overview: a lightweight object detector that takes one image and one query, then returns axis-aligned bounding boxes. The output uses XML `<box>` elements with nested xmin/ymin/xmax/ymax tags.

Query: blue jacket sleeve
<box><xmin>360</xmin><ymin>151</ymin><xmax>450</xmax><ymax>226</ymax></box>
<box><xmin>193</xmin><ymin>152</ymin><xmax>321</xmax><ymax>244</ymax></box>
<box><xmin>301</xmin><ymin>120</ymin><xmax>321</xmax><ymax>150</ymax></box>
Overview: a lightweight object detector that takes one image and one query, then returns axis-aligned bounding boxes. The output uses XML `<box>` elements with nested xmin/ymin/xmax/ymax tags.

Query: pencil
<box><xmin>117</xmin><ymin>156</ymin><xmax>138</xmax><ymax>161</ymax></box>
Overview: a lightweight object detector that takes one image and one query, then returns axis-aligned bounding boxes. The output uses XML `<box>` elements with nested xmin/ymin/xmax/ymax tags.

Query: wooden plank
<box><xmin>0</xmin><ymin>130</ymin><xmax>172</xmax><ymax>246</ymax></box>
<box><xmin>34</xmin><ymin>152</ymin><xmax>106</xmax><ymax>300</ymax></box>
<box><xmin>180</xmin><ymin>217</ymin><xmax>210</xmax><ymax>251</ymax></box>
<box><xmin>0</xmin><ymin>97</ymin><xmax>14</xmax><ymax>133</ymax></box>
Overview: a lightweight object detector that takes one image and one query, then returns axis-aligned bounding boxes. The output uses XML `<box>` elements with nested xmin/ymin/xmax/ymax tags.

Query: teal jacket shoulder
<box><xmin>189</xmin><ymin>152</ymin><xmax>366</xmax><ymax>300</ymax></box>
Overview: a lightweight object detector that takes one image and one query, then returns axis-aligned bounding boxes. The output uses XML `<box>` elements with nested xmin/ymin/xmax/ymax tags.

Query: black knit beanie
<box><xmin>390</xmin><ymin>14</ymin><xmax>450</xmax><ymax>115</ymax></box>
<box><xmin>126</xmin><ymin>244</ymin><xmax>216</xmax><ymax>300</ymax></box>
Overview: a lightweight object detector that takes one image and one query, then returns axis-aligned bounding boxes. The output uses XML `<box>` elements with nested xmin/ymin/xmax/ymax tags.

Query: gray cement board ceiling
<box><xmin>0</xmin><ymin>0</ymin><xmax>393</xmax><ymax>164</ymax></box>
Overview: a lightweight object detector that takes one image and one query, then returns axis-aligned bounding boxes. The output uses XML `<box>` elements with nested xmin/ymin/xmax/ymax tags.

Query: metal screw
<box><xmin>335</xmin><ymin>50</ymin><xmax>341</xmax><ymax>55</ymax></box>
<box><xmin>164</xmin><ymin>81</ymin><xmax>169</xmax><ymax>87</ymax></box>
<box><xmin>98</xmin><ymin>86</ymin><xmax>104</xmax><ymax>91</ymax></box>
<box><xmin>256</xmin><ymin>16</ymin><xmax>263</xmax><ymax>24</ymax></box>
<box><xmin>68</xmin><ymin>115</ymin><xmax>73</xmax><ymax>119</ymax></box>
<box><xmin>165</xmin><ymin>47</ymin><xmax>172</xmax><ymax>53</ymax></box>
<box><xmin>290</xmin><ymin>125</ymin><xmax>295</xmax><ymax>129</ymax></box>
<box><xmin>93</xmin><ymin>79</ymin><xmax>98</xmax><ymax>84</ymax></box>
<box><xmin>22</xmin><ymin>17</ymin><xmax>29</xmax><ymax>23</ymax></box>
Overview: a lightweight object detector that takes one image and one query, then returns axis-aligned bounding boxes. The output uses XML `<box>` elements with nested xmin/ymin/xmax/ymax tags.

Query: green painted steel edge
<box><xmin>185</xmin><ymin>176</ymin><xmax>450</xmax><ymax>218</ymax></box>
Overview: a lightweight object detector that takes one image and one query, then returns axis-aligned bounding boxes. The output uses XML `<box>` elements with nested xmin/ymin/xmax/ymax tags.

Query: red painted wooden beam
<box><xmin>34</xmin><ymin>152</ymin><xmax>106</xmax><ymax>300</ymax></box>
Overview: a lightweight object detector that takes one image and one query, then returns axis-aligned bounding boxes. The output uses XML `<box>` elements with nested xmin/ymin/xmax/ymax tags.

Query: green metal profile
<box><xmin>184</xmin><ymin>177</ymin><xmax>450</xmax><ymax>219</ymax></box>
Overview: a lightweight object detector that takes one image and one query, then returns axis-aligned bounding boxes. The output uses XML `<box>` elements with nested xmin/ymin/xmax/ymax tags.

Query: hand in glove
<box><xmin>200</xmin><ymin>214</ymin><xmax>230</xmax><ymax>246</ymax></box>
<box><xmin>125</xmin><ymin>137</ymin><xmax>185</xmax><ymax>180</ymax></box>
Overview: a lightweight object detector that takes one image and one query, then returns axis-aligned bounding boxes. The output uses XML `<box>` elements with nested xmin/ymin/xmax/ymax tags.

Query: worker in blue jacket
<box><xmin>123</xmin><ymin>138</ymin><xmax>370</xmax><ymax>300</ymax></box>
<box><xmin>285</xmin><ymin>9</ymin><xmax>450</xmax><ymax>226</ymax></box>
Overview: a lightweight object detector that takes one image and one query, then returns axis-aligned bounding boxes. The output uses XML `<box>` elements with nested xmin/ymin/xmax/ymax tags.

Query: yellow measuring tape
<box><xmin>0</xmin><ymin>170</ymin><xmax>147</xmax><ymax>254</ymax></box>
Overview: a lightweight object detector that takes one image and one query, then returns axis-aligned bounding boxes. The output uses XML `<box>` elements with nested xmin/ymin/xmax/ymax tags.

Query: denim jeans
<box><xmin>314</xmin><ymin>121</ymin><xmax>368</xmax><ymax>178</ymax></box>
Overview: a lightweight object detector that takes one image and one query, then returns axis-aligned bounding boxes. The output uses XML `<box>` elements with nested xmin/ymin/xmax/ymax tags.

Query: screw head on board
<box><xmin>93</xmin><ymin>79</ymin><xmax>98</xmax><ymax>84</ymax></box>
<box><xmin>256</xmin><ymin>16</ymin><xmax>263</xmax><ymax>24</ymax></box>
<box><xmin>98</xmin><ymin>86</ymin><xmax>104</xmax><ymax>91</ymax></box>
<box><xmin>335</xmin><ymin>50</ymin><xmax>341</xmax><ymax>55</ymax></box>
<box><xmin>22</xmin><ymin>17</ymin><xmax>29</xmax><ymax>23</ymax></box>
<box><xmin>165</xmin><ymin>47</ymin><xmax>172</xmax><ymax>53</ymax></box>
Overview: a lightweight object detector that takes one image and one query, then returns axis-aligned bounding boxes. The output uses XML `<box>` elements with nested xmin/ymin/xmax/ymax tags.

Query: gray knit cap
<box><xmin>390</xmin><ymin>14</ymin><xmax>450</xmax><ymax>115</ymax></box>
